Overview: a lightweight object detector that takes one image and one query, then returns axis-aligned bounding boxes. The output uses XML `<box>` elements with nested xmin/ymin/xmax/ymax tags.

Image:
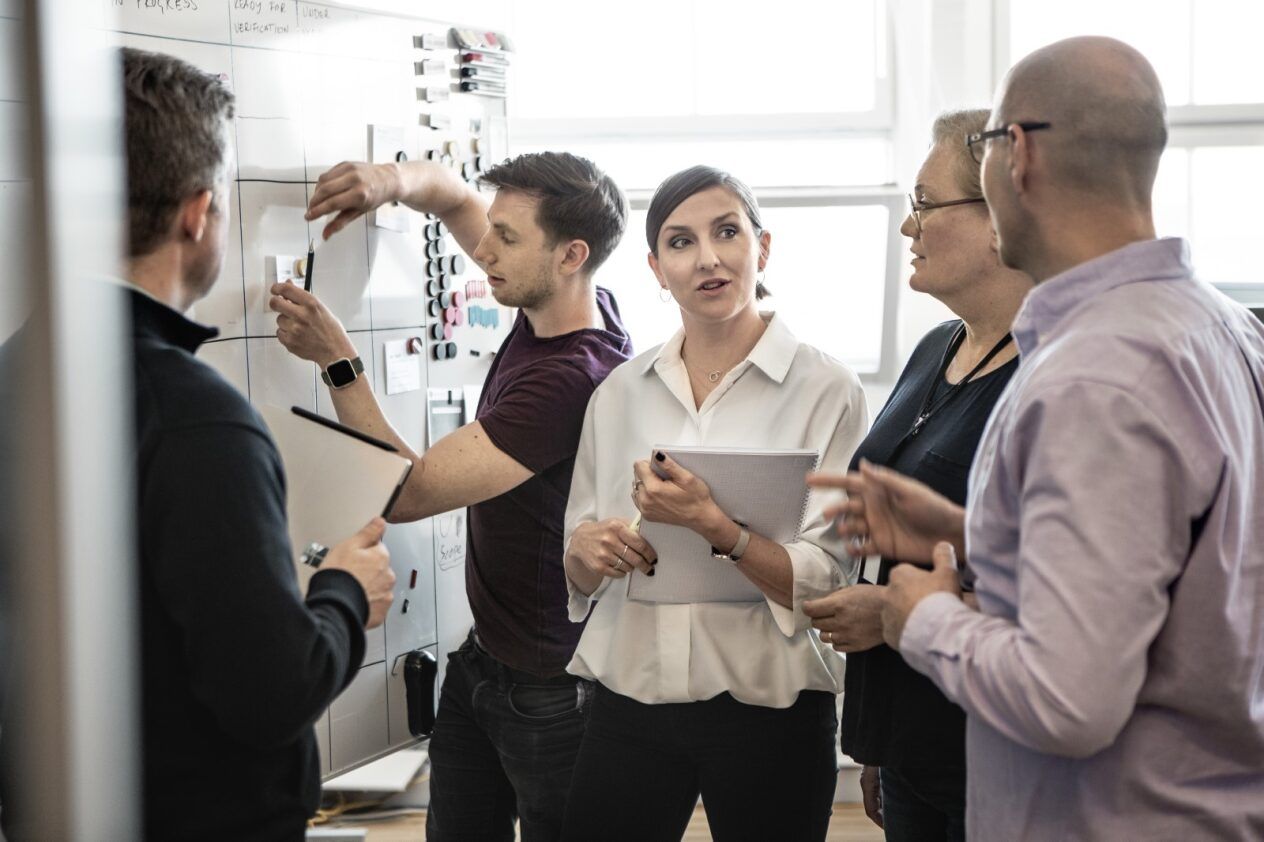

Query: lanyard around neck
<box><xmin>887</xmin><ymin>324</ymin><xmax>1013</xmax><ymax>463</ymax></box>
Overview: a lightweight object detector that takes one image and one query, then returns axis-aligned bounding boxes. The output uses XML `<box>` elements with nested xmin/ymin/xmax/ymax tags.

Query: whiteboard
<box><xmin>102</xmin><ymin>0</ymin><xmax>516</xmax><ymax>778</ymax></box>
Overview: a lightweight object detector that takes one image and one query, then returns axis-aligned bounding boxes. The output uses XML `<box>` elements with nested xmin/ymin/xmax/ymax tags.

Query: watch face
<box><xmin>327</xmin><ymin>358</ymin><xmax>357</xmax><ymax>388</ymax></box>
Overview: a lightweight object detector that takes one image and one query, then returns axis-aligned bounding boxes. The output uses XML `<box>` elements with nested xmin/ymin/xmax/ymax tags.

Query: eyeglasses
<box><xmin>907</xmin><ymin>194</ymin><xmax>986</xmax><ymax>236</ymax></box>
<box><xmin>965</xmin><ymin>121</ymin><xmax>1052</xmax><ymax>165</ymax></box>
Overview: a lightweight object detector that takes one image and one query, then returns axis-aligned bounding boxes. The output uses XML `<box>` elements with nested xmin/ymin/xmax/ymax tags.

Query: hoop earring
<box><xmin>659</xmin><ymin>287</ymin><xmax>672</xmax><ymax>303</ymax></box>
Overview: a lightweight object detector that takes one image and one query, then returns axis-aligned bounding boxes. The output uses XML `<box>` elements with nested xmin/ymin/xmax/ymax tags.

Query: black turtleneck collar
<box><xmin>128</xmin><ymin>287</ymin><xmax>219</xmax><ymax>353</ymax></box>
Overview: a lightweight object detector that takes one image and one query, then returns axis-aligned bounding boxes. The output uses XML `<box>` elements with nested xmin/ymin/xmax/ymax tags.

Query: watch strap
<box><xmin>711</xmin><ymin>523</ymin><xmax>751</xmax><ymax>564</ymax></box>
<box><xmin>321</xmin><ymin>355</ymin><xmax>364</xmax><ymax>389</ymax></box>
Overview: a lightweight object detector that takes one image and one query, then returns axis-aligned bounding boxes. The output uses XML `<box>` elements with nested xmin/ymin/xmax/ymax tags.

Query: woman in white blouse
<box><xmin>559</xmin><ymin>165</ymin><xmax>868</xmax><ymax>842</ymax></box>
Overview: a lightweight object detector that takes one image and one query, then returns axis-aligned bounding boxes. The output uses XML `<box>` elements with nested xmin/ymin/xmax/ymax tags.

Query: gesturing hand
<box><xmin>567</xmin><ymin>518</ymin><xmax>657</xmax><ymax>580</ymax></box>
<box><xmin>305</xmin><ymin>161</ymin><xmax>401</xmax><ymax>241</ymax></box>
<box><xmin>269</xmin><ymin>282</ymin><xmax>357</xmax><ymax>368</ymax></box>
<box><xmin>808</xmin><ymin>459</ymin><xmax>965</xmax><ymax>565</ymax></box>
<box><xmin>882</xmin><ymin>541</ymin><xmax>962</xmax><ymax>650</ymax></box>
<box><xmin>802</xmin><ymin>584</ymin><xmax>886</xmax><ymax>653</ymax></box>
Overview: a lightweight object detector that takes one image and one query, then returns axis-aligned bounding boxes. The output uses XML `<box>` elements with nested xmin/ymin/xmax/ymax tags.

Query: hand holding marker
<box><xmin>303</xmin><ymin>239</ymin><xmax>315</xmax><ymax>292</ymax></box>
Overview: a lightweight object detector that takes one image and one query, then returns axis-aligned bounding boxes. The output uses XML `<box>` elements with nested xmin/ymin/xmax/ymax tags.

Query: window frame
<box><xmin>507</xmin><ymin>1</ymin><xmax>904</xmax><ymax>379</ymax></box>
<box><xmin>618</xmin><ymin>187</ymin><xmax>907</xmax><ymax>383</ymax></box>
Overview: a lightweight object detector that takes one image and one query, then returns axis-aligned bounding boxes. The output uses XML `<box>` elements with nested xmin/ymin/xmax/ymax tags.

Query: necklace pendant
<box><xmin>708</xmin><ymin>371</ymin><xmax>720</xmax><ymax>383</ymax></box>
<box><xmin>911</xmin><ymin>414</ymin><xmax>928</xmax><ymax>435</ymax></box>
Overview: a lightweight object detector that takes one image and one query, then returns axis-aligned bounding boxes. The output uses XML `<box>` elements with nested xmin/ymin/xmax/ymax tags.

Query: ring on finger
<box><xmin>632</xmin><ymin>479</ymin><xmax>644</xmax><ymax>496</ymax></box>
<box><xmin>612</xmin><ymin>556</ymin><xmax>626</xmax><ymax>572</ymax></box>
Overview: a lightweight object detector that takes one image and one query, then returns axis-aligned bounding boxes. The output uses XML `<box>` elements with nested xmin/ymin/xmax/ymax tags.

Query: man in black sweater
<box><xmin>114</xmin><ymin>48</ymin><xmax>394</xmax><ymax>841</ymax></box>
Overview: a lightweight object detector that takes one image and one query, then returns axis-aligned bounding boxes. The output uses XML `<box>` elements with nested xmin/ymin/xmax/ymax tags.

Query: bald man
<box><xmin>817</xmin><ymin>36</ymin><xmax>1264</xmax><ymax>840</ymax></box>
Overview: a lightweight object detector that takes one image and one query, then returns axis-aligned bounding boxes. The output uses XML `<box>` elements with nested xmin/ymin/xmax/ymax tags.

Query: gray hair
<box><xmin>931</xmin><ymin>108</ymin><xmax>991</xmax><ymax>198</ymax></box>
<box><xmin>122</xmin><ymin>47</ymin><xmax>235</xmax><ymax>257</ymax></box>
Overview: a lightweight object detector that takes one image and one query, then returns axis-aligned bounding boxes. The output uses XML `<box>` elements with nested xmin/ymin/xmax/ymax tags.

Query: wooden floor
<box><xmin>359</xmin><ymin>804</ymin><xmax>884</xmax><ymax>841</ymax></box>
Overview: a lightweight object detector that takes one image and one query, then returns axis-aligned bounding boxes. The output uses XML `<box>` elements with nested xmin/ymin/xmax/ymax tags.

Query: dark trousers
<box><xmin>425</xmin><ymin>632</ymin><xmax>593</xmax><ymax>842</ymax></box>
<box><xmin>879</xmin><ymin>765</ymin><xmax>966</xmax><ymax>842</ymax></box>
<box><xmin>561</xmin><ymin>684</ymin><xmax>839</xmax><ymax>842</ymax></box>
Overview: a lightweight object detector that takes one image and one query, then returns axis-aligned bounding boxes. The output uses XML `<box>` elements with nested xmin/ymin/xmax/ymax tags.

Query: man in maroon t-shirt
<box><xmin>269</xmin><ymin>152</ymin><xmax>633</xmax><ymax>841</ymax></box>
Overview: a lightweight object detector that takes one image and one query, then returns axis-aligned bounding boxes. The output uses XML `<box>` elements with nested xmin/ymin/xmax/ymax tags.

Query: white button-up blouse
<box><xmin>564</xmin><ymin>312</ymin><xmax>869</xmax><ymax>708</ymax></box>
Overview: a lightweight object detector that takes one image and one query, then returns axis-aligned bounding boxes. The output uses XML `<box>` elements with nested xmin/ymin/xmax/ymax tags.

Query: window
<box><xmin>1003</xmin><ymin>0</ymin><xmax>1264</xmax><ymax>286</ymax></box>
<box><xmin>507</xmin><ymin>1</ymin><xmax>902</xmax><ymax>377</ymax></box>
<box><xmin>598</xmin><ymin>199</ymin><xmax>898</xmax><ymax>371</ymax></box>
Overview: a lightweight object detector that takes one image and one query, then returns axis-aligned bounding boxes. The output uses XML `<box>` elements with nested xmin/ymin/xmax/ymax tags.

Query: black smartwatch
<box><xmin>321</xmin><ymin>356</ymin><xmax>364</xmax><ymax>389</ymax></box>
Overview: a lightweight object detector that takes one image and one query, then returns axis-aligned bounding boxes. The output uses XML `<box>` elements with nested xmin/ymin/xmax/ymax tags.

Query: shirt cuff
<box><xmin>766</xmin><ymin>541</ymin><xmax>845</xmax><ymax>637</ymax></box>
<box><xmin>566</xmin><ymin>570</ymin><xmax>612</xmax><ymax>623</ymax></box>
<box><xmin>897</xmin><ymin>590</ymin><xmax>969</xmax><ymax>676</ymax></box>
<box><xmin>307</xmin><ymin>567</ymin><xmax>370</xmax><ymax>626</ymax></box>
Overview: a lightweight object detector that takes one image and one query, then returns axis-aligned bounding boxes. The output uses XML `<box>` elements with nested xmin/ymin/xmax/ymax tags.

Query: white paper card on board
<box><xmin>384</xmin><ymin>338</ymin><xmax>421</xmax><ymax>395</ymax></box>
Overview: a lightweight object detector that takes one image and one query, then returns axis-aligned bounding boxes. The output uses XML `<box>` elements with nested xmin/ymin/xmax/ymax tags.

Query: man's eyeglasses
<box><xmin>966</xmin><ymin>121</ymin><xmax>1052</xmax><ymax>165</ymax></box>
<box><xmin>907</xmin><ymin>194</ymin><xmax>986</xmax><ymax>236</ymax></box>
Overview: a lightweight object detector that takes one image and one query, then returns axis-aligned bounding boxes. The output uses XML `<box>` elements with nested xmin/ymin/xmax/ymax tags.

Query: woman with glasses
<box><xmin>803</xmin><ymin>109</ymin><xmax>1032</xmax><ymax>842</ymax></box>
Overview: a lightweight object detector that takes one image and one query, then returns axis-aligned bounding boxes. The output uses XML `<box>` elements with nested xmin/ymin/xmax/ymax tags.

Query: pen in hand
<box><xmin>303</xmin><ymin>239</ymin><xmax>315</xmax><ymax>292</ymax></box>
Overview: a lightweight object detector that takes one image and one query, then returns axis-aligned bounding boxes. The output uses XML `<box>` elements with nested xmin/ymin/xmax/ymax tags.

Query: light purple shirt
<box><xmin>901</xmin><ymin>238</ymin><xmax>1264</xmax><ymax>840</ymax></box>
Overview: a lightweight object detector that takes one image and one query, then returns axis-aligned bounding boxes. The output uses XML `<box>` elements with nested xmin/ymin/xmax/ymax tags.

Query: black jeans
<box><xmin>560</xmin><ymin>684</ymin><xmax>838</xmax><ymax>842</ymax></box>
<box><xmin>879</xmin><ymin>765</ymin><xmax>966</xmax><ymax>842</ymax></box>
<box><xmin>425</xmin><ymin>632</ymin><xmax>593</xmax><ymax>842</ymax></box>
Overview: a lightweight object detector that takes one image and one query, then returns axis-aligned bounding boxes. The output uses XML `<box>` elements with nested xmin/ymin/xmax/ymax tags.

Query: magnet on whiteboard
<box><xmin>438</xmin><ymin>274</ymin><xmax>452</xmax><ymax>291</ymax></box>
<box><xmin>430</xmin><ymin>322</ymin><xmax>446</xmax><ymax>341</ymax></box>
<box><xmin>433</xmin><ymin>343</ymin><xmax>449</xmax><ymax>360</ymax></box>
<box><xmin>425</xmin><ymin>221</ymin><xmax>448</xmax><ymax>240</ymax></box>
<box><xmin>444</xmin><ymin>306</ymin><xmax>459</xmax><ymax>325</ymax></box>
<box><xmin>415</xmin><ymin>33</ymin><xmax>446</xmax><ymax>51</ymax></box>
<box><xmin>428</xmin><ymin>298</ymin><xmax>442</xmax><ymax>317</ymax></box>
<box><xmin>446</xmin><ymin>254</ymin><xmax>466</xmax><ymax>275</ymax></box>
<box><xmin>407</xmin><ymin>337</ymin><xmax>425</xmax><ymax>355</ymax></box>
<box><xmin>425</xmin><ymin>239</ymin><xmax>446</xmax><ymax>258</ymax></box>
<box><xmin>439</xmin><ymin>291</ymin><xmax>453</xmax><ymax>308</ymax></box>
<box><xmin>445</xmin><ymin>342</ymin><xmax>457</xmax><ymax>357</ymax></box>
<box><xmin>426</xmin><ymin>258</ymin><xmax>445</xmax><ymax>277</ymax></box>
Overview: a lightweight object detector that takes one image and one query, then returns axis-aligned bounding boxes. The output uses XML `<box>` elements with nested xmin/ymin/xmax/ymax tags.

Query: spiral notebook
<box><xmin>626</xmin><ymin>446</ymin><xmax>819</xmax><ymax>604</ymax></box>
